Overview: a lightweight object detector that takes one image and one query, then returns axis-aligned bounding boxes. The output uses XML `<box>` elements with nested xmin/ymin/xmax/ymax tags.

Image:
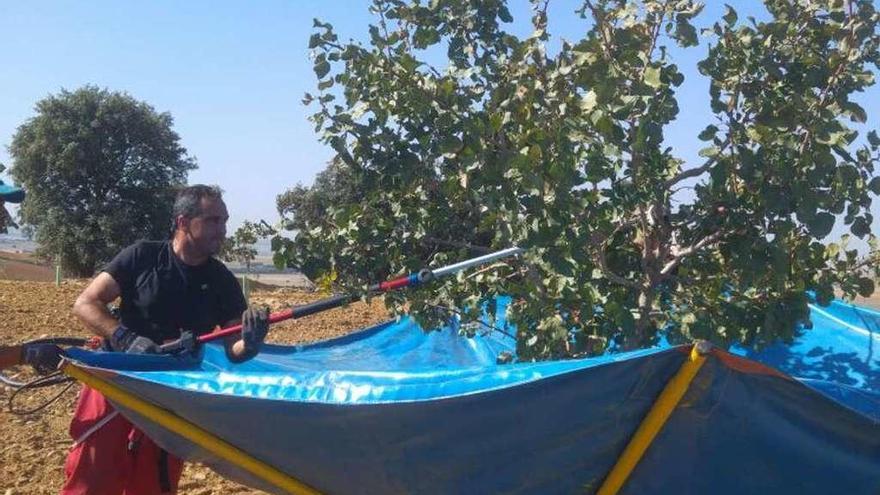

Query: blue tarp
<box><xmin>733</xmin><ymin>300</ymin><xmax>880</xmax><ymax>421</ymax></box>
<box><xmin>64</xmin><ymin>298</ymin><xmax>880</xmax><ymax>494</ymax></box>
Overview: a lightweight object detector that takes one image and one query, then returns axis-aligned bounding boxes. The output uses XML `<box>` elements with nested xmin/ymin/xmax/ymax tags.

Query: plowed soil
<box><xmin>0</xmin><ymin>278</ymin><xmax>390</xmax><ymax>494</ymax></box>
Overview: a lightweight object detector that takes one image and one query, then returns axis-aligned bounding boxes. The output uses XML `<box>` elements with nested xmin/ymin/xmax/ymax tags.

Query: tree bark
<box><xmin>626</xmin><ymin>285</ymin><xmax>656</xmax><ymax>350</ymax></box>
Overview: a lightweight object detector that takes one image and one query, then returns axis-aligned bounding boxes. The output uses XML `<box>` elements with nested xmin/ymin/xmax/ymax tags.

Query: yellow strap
<box><xmin>63</xmin><ymin>362</ymin><xmax>321</xmax><ymax>495</ymax></box>
<box><xmin>597</xmin><ymin>344</ymin><xmax>709</xmax><ymax>495</ymax></box>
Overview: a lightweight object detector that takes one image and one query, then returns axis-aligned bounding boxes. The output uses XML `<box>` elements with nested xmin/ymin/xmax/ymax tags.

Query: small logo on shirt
<box><xmin>201</xmin><ymin>284</ymin><xmax>209</xmax><ymax>290</ymax></box>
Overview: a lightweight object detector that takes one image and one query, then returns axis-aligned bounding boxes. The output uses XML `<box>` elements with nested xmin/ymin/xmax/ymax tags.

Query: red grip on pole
<box><xmin>378</xmin><ymin>276</ymin><xmax>411</xmax><ymax>292</ymax></box>
<box><xmin>196</xmin><ymin>308</ymin><xmax>295</xmax><ymax>344</ymax></box>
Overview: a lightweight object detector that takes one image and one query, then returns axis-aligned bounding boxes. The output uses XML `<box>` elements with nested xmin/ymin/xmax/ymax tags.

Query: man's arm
<box><xmin>72</xmin><ymin>272</ymin><xmax>122</xmax><ymax>340</ymax></box>
<box><xmin>223</xmin><ymin>318</ymin><xmax>245</xmax><ymax>360</ymax></box>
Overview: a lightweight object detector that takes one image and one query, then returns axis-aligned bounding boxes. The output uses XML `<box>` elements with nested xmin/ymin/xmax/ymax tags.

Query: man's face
<box><xmin>182</xmin><ymin>197</ymin><xmax>228</xmax><ymax>256</ymax></box>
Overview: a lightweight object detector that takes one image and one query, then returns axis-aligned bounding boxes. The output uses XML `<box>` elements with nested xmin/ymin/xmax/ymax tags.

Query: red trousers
<box><xmin>61</xmin><ymin>385</ymin><xmax>184</xmax><ymax>495</ymax></box>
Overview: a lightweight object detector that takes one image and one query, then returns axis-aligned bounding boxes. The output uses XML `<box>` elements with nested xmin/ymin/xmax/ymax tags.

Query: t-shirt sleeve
<box><xmin>103</xmin><ymin>242</ymin><xmax>146</xmax><ymax>289</ymax></box>
<box><xmin>216</xmin><ymin>266</ymin><xmax>248</xmax><ymax>323</ymax></box>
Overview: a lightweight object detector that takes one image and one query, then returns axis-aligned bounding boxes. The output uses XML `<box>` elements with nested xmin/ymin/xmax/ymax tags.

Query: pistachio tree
<box><xmin>276</xmin><ymin>0</ymin><xmax>880</xmax><ymax>359</ymax></box>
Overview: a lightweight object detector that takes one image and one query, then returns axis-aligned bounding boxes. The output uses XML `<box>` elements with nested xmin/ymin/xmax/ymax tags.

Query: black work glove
<box><xmin>110</xmin><ymin>325</ymin><xmax>159</xmax><ymax>354</ymax></box>
<box><xmin>21</xmin><ymin>343</ymin><xmax>63</xmax><ymax>374</ymax></box>
<box><xmin>240</xmin><ymin>307</ymin><xmax>270</xmax><ymax>356</ymax></box>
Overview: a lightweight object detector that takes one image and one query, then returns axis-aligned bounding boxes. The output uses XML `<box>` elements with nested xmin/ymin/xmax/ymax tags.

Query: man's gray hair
<box><xmin>172</xmin><ymin>184</ymin><xmax>224</xmax><ymax>221</ymax></box>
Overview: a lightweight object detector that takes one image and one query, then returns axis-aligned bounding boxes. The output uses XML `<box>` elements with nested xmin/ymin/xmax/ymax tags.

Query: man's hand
<box><xmin>110</xmin><ymin>325</ymin><xmax>159</xmax><ymax>354</ymax></box>
<box><xmin>240</xmin><ymin>307</ymin><xmax>270</xmax><ymax>356</ymax></box>
<box><xmin>22</xmin><ymin>343</ymin><xmax>63</xmax><ymax>374</ymax></box>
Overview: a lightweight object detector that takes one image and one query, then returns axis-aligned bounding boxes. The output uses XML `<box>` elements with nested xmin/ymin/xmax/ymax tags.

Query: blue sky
<box><xmin>1</xmin><ymin>1</ymin><xmax>878</xmax><ymax>245</ymax></box>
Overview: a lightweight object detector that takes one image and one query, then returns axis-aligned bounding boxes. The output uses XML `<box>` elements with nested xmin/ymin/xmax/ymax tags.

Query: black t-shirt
<box><xmin>104</xmin><ymin>240</ymin><xmax>247</xmax><ymax>344</ymax></box>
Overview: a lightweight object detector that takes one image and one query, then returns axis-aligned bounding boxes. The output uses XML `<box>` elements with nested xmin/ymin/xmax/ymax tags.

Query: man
<box><xmin>62</xmin><ymin>184</ymin><xmax>269</xmax><ymax>495</ymax></box>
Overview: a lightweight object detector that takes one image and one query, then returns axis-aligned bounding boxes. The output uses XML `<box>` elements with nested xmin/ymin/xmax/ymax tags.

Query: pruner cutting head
<box><xmin>417</xmin><ymin>268</ymin><xmax>434</xmax><ymax>284</ymax></box>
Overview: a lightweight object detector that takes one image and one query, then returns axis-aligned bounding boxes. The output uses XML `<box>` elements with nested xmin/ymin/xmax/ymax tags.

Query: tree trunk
<box><xmin>623</xmin><ymin>286</ymin><xmax>656</xmax><ymax>350</ymax></box>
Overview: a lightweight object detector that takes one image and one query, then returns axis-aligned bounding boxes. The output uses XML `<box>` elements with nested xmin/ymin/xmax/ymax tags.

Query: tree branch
<box><xmin>596</xmin><ymin>247</ymin><xmax>638</xmax><ymax>288</ymax></box>
<box><xmin>583</xmin><ymin>0</ymin><xmax>616</xmax><ymax>64</ymax></box>
<box><xmin>466</xmin><ymin>262</ymin><xmax>513</xmax><ymax>280</ymax></box>
<box><xmin>660</xmin><ymin>229</ymin><xmax>727</xmax><ymax>277</ymax></box>
<box><xmin>590</xmin><ymin>229</ymin><xmax>638</xmax><ymax>288</ymax></box>
<box><xmin>664</xmin><ymin>140</ymin><xmax>729</xmax><ymax>188</ymax></box>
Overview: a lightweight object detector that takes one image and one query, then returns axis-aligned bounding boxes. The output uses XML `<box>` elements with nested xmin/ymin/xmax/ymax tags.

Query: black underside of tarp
<box><xmin>111</xmin><ymin>349</ymin><xmax>686</xmax><ymax>494</ymax></box>
<box><xmin>104</xmin><ymin>348</ymin><xmax>880</xmax><ymax>494</ymax></box>
<box><xmin>624</xmin><ymin>357</ymin><xmax>880</xmax><ymax>494</ymax></box>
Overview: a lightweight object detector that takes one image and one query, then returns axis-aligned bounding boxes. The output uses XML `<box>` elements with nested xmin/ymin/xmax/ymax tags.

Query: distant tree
<box><xmin>274</xmin><ymin>155</ymin><xmax>497</xmax><ymax>281</ymax></box>
<box><xmin>281</xmin><ymin>0</ymin><xmax>880</xmax><ymax>359</ymax></box>
<box><xmin>8</xmin><ymin>86</ymin><xmax>196</xmax><ymax>276</ymax></box>
<box><xmin>220</xmin><ymin>220</ymin><xmax>274</xmax><ymax>273</ymax></box>
<box><xmin>276</xmin><ymin>158</ymin><xmax>362</xmax><ymax>231</ymax></box>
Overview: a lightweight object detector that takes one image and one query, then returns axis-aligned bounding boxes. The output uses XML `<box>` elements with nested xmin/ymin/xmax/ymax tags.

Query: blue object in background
<box><xmin>0</xmin><ymin>180</ymin><xmax>25</xmax><ymax>203</ymax></box>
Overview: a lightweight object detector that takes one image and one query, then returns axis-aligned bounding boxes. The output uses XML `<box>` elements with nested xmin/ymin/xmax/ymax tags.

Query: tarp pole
<box><xmin>61</xmin><ymin>361</ymin><xmax>323</xmax><ymax>495</ymax></box>
<box><xmin>596</xmin><ymin>342</ymin><xmax>711</xmax><ymax>495</ymax></box>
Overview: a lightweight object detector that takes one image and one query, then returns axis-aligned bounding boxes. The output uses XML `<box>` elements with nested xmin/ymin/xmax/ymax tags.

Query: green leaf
<box><xmin>440</xmin><ymin>135</ymin><xmax>462</xmax><ymax>154</ymax></box>
<box><xmin>698</xmin><ymin>125</ymin><xmax>719</xmax><ymax>141</ymax></box>
<box><xmin>644</xmin><ymin>66</ymin><xmax>662</xmax><ymax>88</ymax></box>
<box><xmin>413</xmin><ymin>27</ymin><xmax>440</xmax><ymax>47</ymax></box>
<box><xmin>722</xmin><ymin>5</ymin><xmax>738</xmax><ymax>26</ymax></box>
<box><xmin>580</xmin><ymin>90</ymin><xmax>598</xmax><ymax>112</ymax></box>
<box><xmin>857</xmin><ymin>277</ymin><xmax>875</xmax><ymax>298</ymax></box>
<box><xmin>825</xmin><ymin>243</ymin><xmax>840</xmax><ymax>258</ymax></box>
<box><xmin>851</xmin><ymin>216</ymin><xmax>870</xmax><ymax>238</ymax></box>
<box><xmin>308</xmin><ymin>33</ymin><xmax>322</xmax><ymax>49</ymax></box>
<box><xmin>698</xmin><ymin>145</ymin><xmax>720</xmax><ymax>158</ymax></box>
<box><xmin>869</xmin><ymin>177</ymin><xmax>880</xmax><ymax>195</ymax></box>
<box><xmin>498</xmin><ymin>6</ymin><xmax>513</xmax><ymax>23</ymax></box>
<box><xmin>807</xmin><ymin>212</ymin><xmax>835</xmax><ymax>239</ymax></box>
<box><xmin>669</xmin><ymin>70</ymin><xmax>684</xmax><ymax>87</ymax></box>
<box><xmin>842</xmin><ymin>101</ymin><xmax>867</xmax><ymax>123</ymax></box>
<box><xmin>314</xmin><ymin>60</ymin><xmax>331</xmax><ymax>79</ymax></box>
<box><xmin>815</xmin><ymin>148</ymin><xmax>836</xmax><ymax>169</ymax></box>
<box><xmin>312</xmin><ymin>18</ymin><xmax>331</xmax><ymax>29</ymax></box>
<box><xmin>674</xmin><ymin>20</ymin><xmax>698</xmax><ymax>47</ymax></box>
<box><xmin>868</xmin><ymin>130</ymin><xmax>880</xmax><ymax>147</ymax></box>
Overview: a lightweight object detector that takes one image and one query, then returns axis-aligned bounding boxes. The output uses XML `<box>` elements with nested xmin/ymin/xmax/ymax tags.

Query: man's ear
<box><xmin>176</xmin><ymin>215</ymin><xmax>189</xmax><ymax>233</ymax></box>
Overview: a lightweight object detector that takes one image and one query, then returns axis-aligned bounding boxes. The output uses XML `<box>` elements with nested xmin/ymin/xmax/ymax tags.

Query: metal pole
<box><xmin>431</xmin><ymin>247</ymin><xmax>524</xmax><ymax>278</ymax></box>
<box><xmin>161</xmin><ymin>247</ymin><xmax>524</xmax><ymax>352</ymax></box>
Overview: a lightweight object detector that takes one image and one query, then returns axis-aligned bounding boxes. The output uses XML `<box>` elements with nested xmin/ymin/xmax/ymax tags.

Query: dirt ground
<box><xmin>0</xmin><ymin>271</ymin><xmax>390</xmax><ymax>494</ymax></box>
